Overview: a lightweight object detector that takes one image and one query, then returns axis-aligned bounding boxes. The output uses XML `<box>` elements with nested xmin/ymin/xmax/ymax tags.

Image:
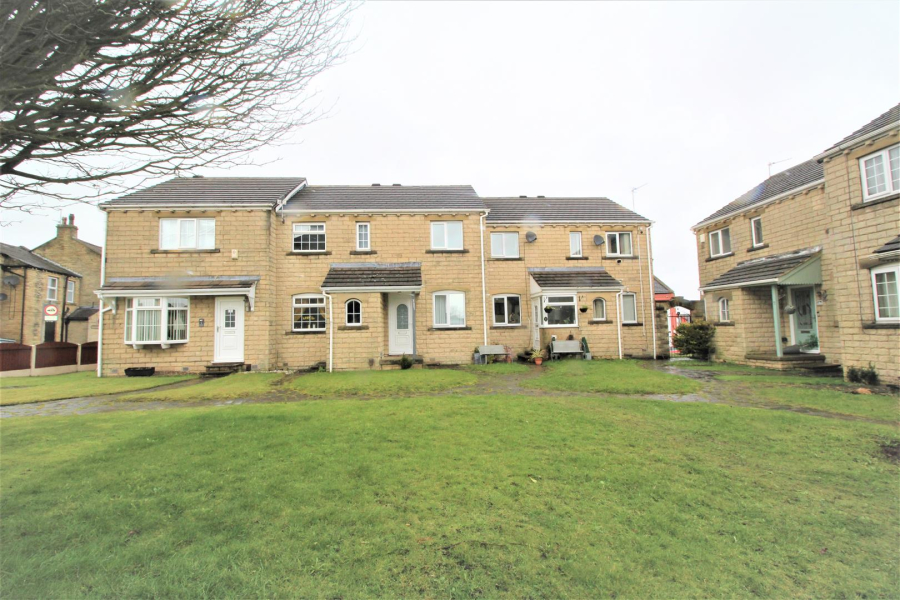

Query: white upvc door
<box><xmin>789</xmin><ymin>286</ymin><xmax>819</xmax><ymax>353</ymax></box>
<box><xmin>388</xmin><ymin>293</ymin><xmax>414</xmax><ymax>355</ymax></box>
<box><xmin>530</xmin><ymin>299</ymin><xmax>541</xmax><ymax>349</ymax></box>
<box><xmin>214</xmin><ymin>297</ymin><xmax>245</xmax><ymax>363</ymax></box>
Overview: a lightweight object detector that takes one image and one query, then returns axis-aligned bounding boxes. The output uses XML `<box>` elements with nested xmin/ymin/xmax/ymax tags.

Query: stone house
<box><xmin>692</xmin><ymin>104</ymin><xmax>899</xmax><ymax>384</ymax></box>
<box><xmin>95</xmin><ymin>179</ymin><xmax>660</xmax><ymax>375</ymax></box>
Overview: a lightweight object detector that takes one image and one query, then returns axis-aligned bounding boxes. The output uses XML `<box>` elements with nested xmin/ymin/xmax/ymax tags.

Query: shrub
<box><xmin>672</xmin><ymin>320</ymin><xmax>716</xmax><ymax>359</ymax></box>
<box><xmin>399</xmin><ymin>354</ymin><xmax>414</xmax><ymax>370</ymax></box>
<box><xmin>847</xmin><ymin>363</ymin><xmax>878</xmax><ymax>385</ymax></box>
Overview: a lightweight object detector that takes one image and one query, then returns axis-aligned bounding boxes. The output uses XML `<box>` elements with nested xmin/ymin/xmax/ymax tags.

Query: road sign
<box><xmin>44</xmin><ymin>304</ymin><xmax>59</xmax><ymax>317</ymax></box>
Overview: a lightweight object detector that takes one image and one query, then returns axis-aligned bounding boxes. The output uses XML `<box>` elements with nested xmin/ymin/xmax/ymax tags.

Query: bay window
<box><xmin>607</xmin><ymin>232</ymin><xmax>633</xmax><ymax>257</ymax></box>
<box><xmin>709</xmin><ymin>227</ymin><xmax>732</xmax><ymax>257</ymax></box>
<box><xmin>859</xmin><ymin>144</ymin><xmax>899</xmax><ymax>201</ymax></box>
<box><xmin>491</xmin><ymin>232</ymin><xmax>519</xmax><ymax>258</ymax></box>
<box><xmin>434</xmin><ymin>291</ymin><xmax>466</xmax><ymax>327</ymax></box>
<box><xmin>293</xmin><ymin>223</ymin><xmax>326</xmax><ymax>252</ymax></box>
<box><xmin>431</xmin><ymin>221</ymin><xmax>464</xmax><ymax>250</ymax></box>
<box><xmin>159</xmin><ymin>218</ymin><xmax>215</xmax><ymax>250</ymax></box>
<box><xmin>293</xmin><ymin>294</ymin><xmax>326</xmax><ymax>331</ymax></box>
<box><xmin>543</xmin><ymin>295</ymin><xmax>577</xmax><ymax>326</ymax></box>
<box><xmin>871</xmin><ymin>263</ymin><xmax>899</xmax><ymax>322</ymax></box>
<box><xmin>493</xmin><ymin>294</ymin><xmax>521</xmax><ymax>326</ymax></box>
<box><xmin>124</xmin><ymin>297</ymin><xmax>189</xmax><ymax>345</ymax></box>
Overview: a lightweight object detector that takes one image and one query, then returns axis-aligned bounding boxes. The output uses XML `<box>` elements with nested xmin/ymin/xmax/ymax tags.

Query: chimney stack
<box><xmin>57</xmin><ymin>213</ymin><xmax>78</xmax><ymax>239</ymax></box>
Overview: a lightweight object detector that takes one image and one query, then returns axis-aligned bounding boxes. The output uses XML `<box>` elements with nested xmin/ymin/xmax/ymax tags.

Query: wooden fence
<box><xmin>0</xmin><ymin>343</ymin><xmax>32</xmax><ymax>372</ymax></box>
<box><xmin>0</xmin><ymin>341</ymin><xmax>97</xmax><ymax>374</ymax></box>
<box><xmin>35</xmin><ymin>341</ymin><xmax>79</xmax><ymax>369</ymax></box>
<box><xmin>80</xmin><ymin>342</ymin><xmax>98</xmax><ymax>365</ymax></box>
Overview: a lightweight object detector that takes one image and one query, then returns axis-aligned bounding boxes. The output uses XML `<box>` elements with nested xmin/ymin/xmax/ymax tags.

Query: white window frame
<box><xmin>66</xmin><ymin>279</ymin><xmax>75</xmax><ymax>304</ymax></box>
<box><xmin>592</xmin><ymin>298</ymin><xmax>606</xmax><ymax>320</ymax></box>
<box><xmin>356</xmin><ymin>223</ymin><xmax>370</xmax><ymax>251</ymax></box>
<box><xmin>750</xmin><ymin>217</ymin><xmax>764</xmax><ymax>248</ymax></box>
<box><xmin>859</xmin><ymin>144</ymin><xmax>900</xmax><ymax>201</ymax></box>
<box><xmin>159</xmin><ymin>218</ymin><xmax>215</xmax><ymax>250</ymax></box>
<box><xmin>292</xmin><ymin>223</ymin><xmax>326</xmax><ymax>253</ymax></box>
<box><xmin>292</xmin><ymin>294</ymin><xmax>327</xmax><ymax>331</ymax></box>
<box><xmin>569</xmin><ymin>232</ymin><xmax>583</xmax><ymax>257</ymax></box>
<box><xmin>430</xmin><ymin>221</ymin><xmax>464</xmax><ymax>250</ymax></box>
<box><xmin>490</xmin><ymin>232</ymin><xmax>519</xmax><ymax>258</ymax></box>
<box><xmin>542</xmin><ymin>295</ymin><xmax>578</xmax><ymax>328</ymax></box>
<box><xmin>433</xmin><ymin>290</ymin><xmax>466</xmax><ymax>327</ymax></box>
<box><xmin>345</xmin><ymin>298</ymin><xmax>362</xmax><ymax>326</ymax></box>
<box><xmin>123</xmin><ymin>297</ymin><xmax>190</xmax><ymax>347</ymax></box>
<box><xmin>708</xmin><ymin>227</ymin><xmax>732</xmax><ymax>258</ymax></box>
<box><xmin>871</xmin><ymin>263</ymin><xmax>900</xmax><ymax>322</ymax></box>
<box><xmin>621</xmin><ymin>293</ymin><xmax>638</xmax><ymax>324</ymax></box>
<box><xmin>492</xmin><ymin>294</ymin><xmax>522</xmax><ymax>326</ymax></box>
<box><xmin>718</xmin><ymin>297</ymin><xmax>731</xmax><ymax>322</ymax></box>
<box><xmin>606</xmin><ymin>232</ymin><xmax>634</xmax><ymax>257</ymax></box>
<box><xmin>47</xmin><ymin>276</ymin><xmax>58</xmax><ymax>301</ymax></box>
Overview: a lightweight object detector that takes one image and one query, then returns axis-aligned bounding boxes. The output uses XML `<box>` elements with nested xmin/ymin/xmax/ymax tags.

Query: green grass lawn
<box><xmin>753</xmin><ymin>386</ymin><xmax>899</xmax><ymax>421</ymax></box>
<box><xmin>526</xmin><ymin>359</ymin><xmax>701</xmax><ymax>395</ymax></box>
<box><xmin>0</xmin><ymin>372</ymin><xmax>193</xmax><ymax>406</ymax></box>
<box><xmin>127</xmin><ymin>372</ymin><xmax>286</xmax><ymax>402</ymax></box>
<box><xmin>1</xmin><ymin>394</ymin><xmax>896</xmax><ymax>597</ymax></box>
<box><xmin>462</xmin><ymin>362</ymin><xmax>532</xmax><ymax>375</ymax></box>
<box><xmin>291</xmin><ymin>368</ymin><xmax>479</xmax><ymax>397</ymax></box>
<box><xmin>667</xmin><ymin>361</ymin><xmax>764</xmax><ymax>373</ymax></box>
<box><xmin>717</xmin><ymin>374</ymin><xmax>851</xmax><ymax>386</ymax></box>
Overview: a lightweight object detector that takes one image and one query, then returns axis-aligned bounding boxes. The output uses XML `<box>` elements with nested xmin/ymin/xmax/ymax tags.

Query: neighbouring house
<box><xmin>94</xmin><ymin>179</ymin><xmax>660</xmax><ymax>375</ymax></box>
<box><xmin>692</xmin><ymin>103</ymin><xmax>899</xmax><ymax>384</ymax></box>
<box><xmin>1</xmin><ymin>243</ymin><xmax>81</xmax><ymax>344</ymax></box>
<box><xmin>654</xmin><ymin>277</ymin><xmax>692</xmax><ymax>354</ymax></box>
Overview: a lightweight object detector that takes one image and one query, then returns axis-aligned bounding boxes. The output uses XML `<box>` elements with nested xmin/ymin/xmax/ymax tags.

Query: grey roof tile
<box><xmin>66</xmin><ymin>306</ymin><xmax>99</xmax><ymax>321</ymax></box>
<box><xmin>654</xmin><ymin>277</ymin><xmax>674</xmax><ymax>295</ymax></box>
<box><xmin>695</xmin><ymin>158</ymin><xmax>823</xmax><ymax>227</ymax></box>
<box><xmin>322</xmin><ymin>263</ymin><xmax>422</xmax><ymax>289</ymax></box>
<box><xmin>485</xmin><ymin>197</ymin><xmax>648</xmax><ymax>223</ymax></box>
<box><xmin>283</xmin><ymin>185</ymin><xmax>483</xmax><ymax>212</ymax></box>
<box><xmin>702</xmin><ymin>247</ymin><xmax>819</xmax><ymax>289</ymax></box>
<box><xmin>874</xmin><ymin>235</ymin><xmax>900</xmax><ymax>255</ymax></box>
<box><xmin>101</xmin><ymin>275</ymin><xmax>260</xmax><ymax>291</ymax></box>
<box><xmin>0</xmin><ymin>243</ymin><xmax>81</xmax><ymax>277</ymax></box>
<box><xmin>528</xmin><ymin>267</ymin><xmax>623</xmax><ymax>289</ymax></box>
<box><xmin>822</xmin><ymin>103</ymin><xmax>900</xmax><ymax>154</ymax></box>
<box><xmin>103</xmin><ymin>177</ymin><xmax>306</xmax><ymax>206</ymax></box>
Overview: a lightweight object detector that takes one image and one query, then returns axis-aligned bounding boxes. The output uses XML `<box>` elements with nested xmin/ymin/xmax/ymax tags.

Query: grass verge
<box><xmin>717</xmin><ymin>374</ymin><xmax>851</xmax><ymax>386</ymax></box>
<box><xmin>462</xmin><ymin>362</ymin><xmax>532</xmax><ymax>375</ymax></box>
<box><xmin>291</xmin><ymin>368</ymin><xmax>478</xmax><ymax>397</ymax></box>
<box><xmin>0</xmin><ymin>372</ymin><xmax>193</xmax><ymax>406</ymax></box>
<box><xmin>526</xmin><ymin>359</ymin><xmax>701</xmax><ymax>395</ymax></box>
<box><xmin>1</xmin><ymin>395</ymin><xmax>896</xmax><ymax>597</ymax></box>
<box><xmin>126</xmin><ymin>372</ymin><xmax>286</xmax><ymax>402</ymax></box>
<box><xmin>754</xmin><ymin>386</ymin><xmax>898</xmax><ymax>421</ymax></box>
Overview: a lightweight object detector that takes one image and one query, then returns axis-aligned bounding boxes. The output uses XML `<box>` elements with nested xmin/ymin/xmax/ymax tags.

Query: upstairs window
<box><xmin>66</xmin><ymin>280</ymin><xmax>76</xmax><ymax>304</ymax></box>
<box><xmin>750</xmin><ymin>217</ymin><xmax>764</xmax><ymax>247</ymax></box>
<box><xmin>860</xmin><ymin>144</ymin><xmax>899</xmax><ymax>201</ymax></box>
<box><xmin>709</xmin><ymin>227</ymin><xmax>732</xmax><ymax>257</ymax></box>
<box><xmin>871</xmin><ymin>263</ymin><xmax>899</xmax><ymax>322</ymax></box>
<box><xmin>124</xmin><ymin>297</ymin><xmax>189</xmax><ymax>345</ymax></box>
<box><xmin>160</xmin><ymin>218</ymin><xmax>215</xmax><ymax>250</ymax></box>
<box><xmin>433</xmin><ymin>291</ymin><xmax>466</xmax><ymax>327</ymax></box>
<box><xmin>718</xmin><ymin>297</ymin><xmax>731</xmax><ymax>322</ymax></box>
<box><xmin>569</xmin><ymin>232</ymin><xmax>583</xmax><ymax>257</ymax></box>
<box><xmin>493</xmin><ymin>294</ymin><xmax>521</xmax><ymax>326</ymax></box>
<box><xmin>621</xmin><ymin>293</ymin><xmax>637</xmax><ymax>323</ymax></box>
<box><xmin>356</xmin><ymin>223</ymin><xmax>370</xmax><ymax>251</ymax></box>
<box><xmin>491</xmin><ymin>232</ymin><xmax>519</xmax><ymax>258</ymax></box>
<box><xmin>607</xmin><ymin>232</ymin><xmax>633</xmax><ymax>256</ymax></box>
<box><xmin>293</xmin><ymin>294</ymin><xmax>326</xmax><ymax>330</ymax></box>
<box><xmin>47</xmin><ymin>276</ymin><xmax>58</xmax><ymax>301</ymax></box>
<box><xmin>593</xmin><ymin>298</ymin><xmax>606</xmax><ymax>320</ymax></box>
<box><xmin>345</xmin><ymin>299</ymin><xmax>362</xmax><ymax>326</ymax></box>
<box><xmin>431</xmin><ymin>221</ymin><xmax>463</xmax><ymax>250</ymax></box>
<box><xmin>293</xmin><ymin>223</ymin><xmax>326</xmax><ymax>252</ymax></box>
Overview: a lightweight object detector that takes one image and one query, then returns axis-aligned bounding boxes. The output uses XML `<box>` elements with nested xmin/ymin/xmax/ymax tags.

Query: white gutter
<box><xmin>487</xmin><ymin>220</ymin><xmax>653</xmax><ymax>226</ymax></box>
<box><xmin>275</xmin><ymin>180</ymin><xmax>308</xmax><ymax>213</ymax></box>
<box><xmin>321</xmin><ymin>286</ymin><xmax>422</xmax><ymax>293</ymax></box>
<box><xmin>322</xmin><ymin>291</ymin><xmax>334</xmax><ymax>372</ymax></box>
<box><xmin>103</xmin><ymin>204</ymin><xmax>275</xmax><ymax>211</ymax></box>
<box><xmin>279</xmin><ymin>208</ymin><xmax>486</xmax><ymax>215</ymax></box>
<box><xmin>646</xmin><ymin>225</ymin><xmax>658</xmax><ymax>360</ymax></box>
<box><xmin>690</xmin><ymin>179</ymin><xmax>824</xmax><ymax>232</ymax></box>
<box><xmin>616</xmin><ymin>291</ymin><xmax>624</xmax><ymax>360</ymax></box>
<box><xmin>96</xmin><ymin>212</ymin><xmax>108</xmax><ymax>378</ymax></box>
<box><xmin>813</xmin><ymin>122</ymin><xmax>900</xmax><ymax>161</ymax></box>
<box><xmin>700</xmin><ymin>279</ymin><xmax>779</xmax><ymax>292</ymax></box>
<box><xmin>479</xmin><ymin>211</ymin><xmax>488</xmax><ymax>345</ymax></box>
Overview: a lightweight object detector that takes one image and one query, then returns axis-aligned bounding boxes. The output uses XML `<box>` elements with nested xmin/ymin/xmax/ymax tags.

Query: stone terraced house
<box><xmin>692</xmin><ymin>103</ymin><xmax>899</xmax><ymax>384</ymax></box>
<box><xmin>95</xmin><ymin>179</ymin><xmax>661</xmax><ymax>375</ymax></box>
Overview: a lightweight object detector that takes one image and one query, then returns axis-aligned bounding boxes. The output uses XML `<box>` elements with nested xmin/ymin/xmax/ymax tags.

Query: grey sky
<box><xmin>3</xmin><ymin>1</ymin><xmax>898</xmax><ymax>297</ymax></box>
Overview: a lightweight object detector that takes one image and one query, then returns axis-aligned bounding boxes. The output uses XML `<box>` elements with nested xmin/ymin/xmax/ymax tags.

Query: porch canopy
<box><xmin>528</xmin><ymin>267</ymin><xmax>623</xmax><ymax>291</ymax></box>
<box><xmin>97</xmin><ymin>275</ymin><xmax>260</xmax><ymax>309</ymax></box>
<box><xmin>321</xmin><ymin>262</ymin><xmax>422</xmax><ymax>292</ymax></box>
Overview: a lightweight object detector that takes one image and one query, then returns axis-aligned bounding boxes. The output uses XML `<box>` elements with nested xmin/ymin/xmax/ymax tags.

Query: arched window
<box><xmin>396</xmin><ymin>303</ymin><xmax>409</xmax><ymax>329</ymax></box>
<box><xmin>345</xmin><ymin>299</ymin><xmax>362</xmax><ymax>326</ymax></box>
<box><xmin>718</xmin><ymin>297</ymin><xmax>730</xmax><ymax>322</ymax></box>
<box><xmin>593</xmin><ymin>298</ymin><xmax>606</xmax><ymax>320</ymax></box>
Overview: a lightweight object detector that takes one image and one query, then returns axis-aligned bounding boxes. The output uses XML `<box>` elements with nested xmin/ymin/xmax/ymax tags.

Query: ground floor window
<box><xmin>124</xmin><ymin>297</ymin><xmax>189</xmax><ymax>344</ymax></box>
<box><xmin>493</xmin><ymin>294</ymin><xmax>521</xmax><ymax>326</ymax></box>
<box><xmin>718</xmin><ymin>297</ymin><xmax>730</xmax><ymax>322</ymax></box>
<box><xmin>293</xmin><ymin>295</ymin><xmax>327</xmax><ymax>331</ymax></box>
<box><xmin>872</xmin><ymin>263</ymin><xmax>899</xmax><ymax>322</ymax></box>
<box><xmin>434</xmin><ymin>291</ymin><xmax>466</xmax><ymax>327</ymax></box>
<box><xmin>543</xmin><ymin>295</ymin><xmax>577</xmax><ymax>326</ymax></box>
<box><xmin>345</xmin><ymin>299</ymin><xmax>362</xmax><ymax>326</ymax></box>
<box><xmin>621</xmin><ymin>293</ymin><xmax>637</xmax><ymax>323</ymax></box>
<box><xmin>593</xmin><ymin>298</ymin><xmax>606</xmax><ymax>320</ymax></box>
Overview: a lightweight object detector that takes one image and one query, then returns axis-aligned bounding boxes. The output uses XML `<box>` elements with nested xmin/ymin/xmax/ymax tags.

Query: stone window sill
<box><xmin>589</xmin><ymin>319</ymin><xmax>612</xmax><ymax>324</ymax></box>
<box><xmin>566</xmin><ymin>256</ymin><xmax>589</xmax><ymax>261</ymax></box>
<box><xmin>337</xmin><ymin>325</ymin><xmax>370</xmax><ymax>331</ymax></box>
<box><xmin>150</xmin><ymin>249</ymin><xmax>220</xmax><ymax>254</ymax></box>
<box><xmin>350</xmin><ymin>250</ymin><xmax>377</xmax><ymax>255</ymax></box>
<box><xmin>428</xmin><ymin>326</ymin><xmax>472</xmax><ymax>331</ymax></box>
<box><xmin>712</xmin><ymin>321</ymin><xmax>735</xmax><ymax>327</ymax></box>
<box><xmin>286</xmin><ymin>251</ymin><xmax>331</xmax><ymax>256</ymax></box>
<box><xmin>706</xmin><ymin>253</ymin><xmax>734</xmax><ymax>262</ymax></box>
<box><xmin>747</xmin><ymin>244</ymin><xmax>769</xmax><ymax>253</ymax></box>
<box><xmin>621</xmin><ymin>322</ymin><xmax>644</xmax><ymax>327</ymax></box>
<box><xmin>862</xmin><ymin>321</ymin><xmax>899</xmax><ymax>329</ymax></box>
<box><xmin>852</xmin><ymin>193</ymin><xmax>899</xmax><ymax>210</ymax></box>
<box><xmin>425</xmin><ymin>249</ymin><xmax>469</xmax><ymax>254</ymax></box>
<box><xmin>607</xmin><ymin>255</ymin><xmax>638</xmax><ymax>260</ymax></box>
<box><xmin>489</xmin><ymin>257</ymin><xmax>523</xmax><ymax>261</ymax></box>
<box><xmin>285</xmin><ymin>330</ymin><xmax>326</xmax><ymax>335</ymax></box>
<box><xmin>490</xmin><ymin>325</ymin><xmax>522</xmax><ymax>329</ymax></box>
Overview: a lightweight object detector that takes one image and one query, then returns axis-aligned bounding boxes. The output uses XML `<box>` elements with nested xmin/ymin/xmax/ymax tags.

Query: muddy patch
<box><xmin>878</xmin><ymin>439</ymin><xmax>900</xmax><ymax>463</ymax></box>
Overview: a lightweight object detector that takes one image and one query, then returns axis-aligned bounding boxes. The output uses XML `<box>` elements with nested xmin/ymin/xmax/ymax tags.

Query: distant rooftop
<box><xmin>820</xmin><ymin>103</ymin><xmax>900</xmax><ymax>155</ymax></box>
<box><xmin>0</xmin><ymin>243</ymin><xmax>81</xmax><ymax>277</ymax></box>
<box><xmin>103</xmin><ymin>177</ymin><xmax>307</xmax><ymax>207</ymax></box>
<box><xmin>281</xmin><ymin>185</ymin><xmax>483</xmax><ymax>212</ymax></box>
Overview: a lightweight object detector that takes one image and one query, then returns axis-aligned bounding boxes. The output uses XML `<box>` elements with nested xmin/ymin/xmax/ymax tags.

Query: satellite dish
<box><xmin>0</xmin><ymin>293</ymin><xmax>7</xmax><ymax>301</ymax></box>
<box><xmin>525</xmin><ymin>232</ymin><xmax>537</xmax><ymax>243</ymax></box>
<box><xmin>3</xmin><ymin>275</ymin><xmax>21</xmax><ymax>287</ymax></box>
<box><xmin>593</xmin><ymin>235</ymin><xmax>605</xmax><ymax>246</ymax></box>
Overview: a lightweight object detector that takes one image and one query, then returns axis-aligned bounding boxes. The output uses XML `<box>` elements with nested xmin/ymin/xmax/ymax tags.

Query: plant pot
<box><xmin>125</xmin><ymin>367</ymin><xmax>155</xmax><ymax>377</ymax></box>
<box><xmin>534</xmin><ymin>357</ymin><xmax>543</xmax><ymax>366</ymax></box>
<box><xmin>544</xmin><ymin>306</ymin><xmax>554</xmax><ymax>313</ymax></box>
<box><xmin>584</xmin><ymin>352</ymin><xmax>592</xmax><ymax>360</ymax></box>
<box><xmin>579</xmin><ymin>307</ymin><xmax>588</xmax><ymax>313</ymax></box>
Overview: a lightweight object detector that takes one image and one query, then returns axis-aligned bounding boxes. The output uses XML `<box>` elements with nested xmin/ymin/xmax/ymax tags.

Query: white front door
<box><xmin>214</xmin><ymin>297</ymin><xmax>245</xmax><ymax>363</ymax></box>
<box><xmin>789</xmin><ymin>286</ymin><xmax>819</xmax><ymax>353</ymax></box>
<box><xmin>388</xmin><ymin>293</ymin><xmax>414</xmax><ymax>355</ymax></box>
<box><xmin>531</xmin><ymin>300</ymin><xmax>541</xmax><ymax>349</ymax></box>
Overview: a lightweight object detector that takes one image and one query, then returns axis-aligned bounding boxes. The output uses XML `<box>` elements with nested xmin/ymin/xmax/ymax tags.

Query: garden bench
<box><xmin>550</xmin><ymin>340</ymin><xmax>584</xmax><ymax>360</ymax></box>
<box><xmin>475</xmin><ymin>345</ymin><xmax>508</xmax><ymax>364</ymax></box>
